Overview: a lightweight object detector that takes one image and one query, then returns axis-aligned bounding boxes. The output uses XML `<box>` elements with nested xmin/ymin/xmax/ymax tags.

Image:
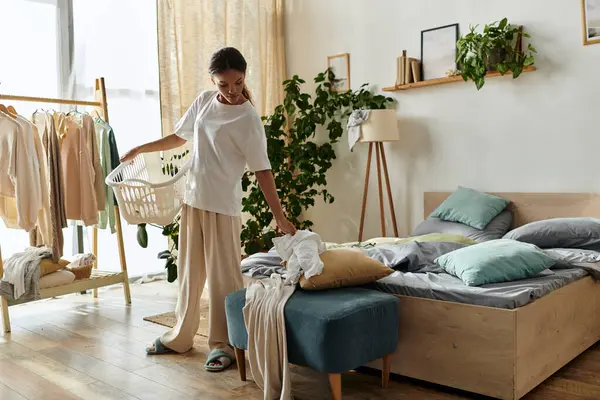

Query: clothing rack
<box><xmin>0</xmin><ymin>77</ymin><xmax>131</xmax><ymax>333</ymax></box>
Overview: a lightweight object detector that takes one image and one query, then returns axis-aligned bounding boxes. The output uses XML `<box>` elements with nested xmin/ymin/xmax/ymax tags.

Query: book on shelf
<box><xmin>396</xmin><ymin>50</ymin><xmax>421</xmax><ymax>86</ymax></box>
<box><xmin>411</xmin><ymin>59</ymin><xmax>421</xmax><ymax>83</ymax></box>
<box><xmin>396</xmin><ymin>51</ymin><xmax>406</xmax><ymax>86</ymax></box>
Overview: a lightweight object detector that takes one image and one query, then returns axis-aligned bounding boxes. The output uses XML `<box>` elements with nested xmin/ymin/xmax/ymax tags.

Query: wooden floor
<box><xmin>1</xmin><ymin>280</ymin><xmax>599</xmax><ymax>400</ymax></box>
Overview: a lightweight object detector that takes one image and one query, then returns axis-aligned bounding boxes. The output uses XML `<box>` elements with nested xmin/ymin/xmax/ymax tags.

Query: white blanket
<box><xmin>243</xmin><ymin>275</ymin><xmax>295</xmax><ymax>400</ymax></box>
<box><xmin>1</xmin><ymin>246</ymin><xmax>51</xmax><ymax>300</ymax></box>
<box><xmin>347</xmin><ymin>109</ymin><xmax>370</xmax><ymax>152</ymax></box>
<box><xmin>244</xmin><ymin>230</ymin><xmax>325</xmax><ymax>399</ymax></box>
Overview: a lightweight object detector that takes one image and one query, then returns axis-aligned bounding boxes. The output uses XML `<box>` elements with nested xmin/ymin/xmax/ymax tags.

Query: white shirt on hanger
<box><xmin>174</xmin><ymin>91</ymin><xmax>271</xmax><ymax>216</ymax></box>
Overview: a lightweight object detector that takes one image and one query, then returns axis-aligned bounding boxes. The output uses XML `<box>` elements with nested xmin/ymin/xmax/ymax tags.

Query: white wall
<box><xmin>285</xmin><ymin>0</ymin><xmax>600</xmax><ymax>243</ymax></box>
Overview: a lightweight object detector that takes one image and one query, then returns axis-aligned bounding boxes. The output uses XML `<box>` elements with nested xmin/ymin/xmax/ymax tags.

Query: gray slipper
<box><xmin>205</xmin><ymin>349</ymin><xmax>235</xmax><ymax>372</ymax></box>
<box><xmin>146</xmin><ymin>338</ymin><xmax>175</xmax><ymax>355</ymax></box>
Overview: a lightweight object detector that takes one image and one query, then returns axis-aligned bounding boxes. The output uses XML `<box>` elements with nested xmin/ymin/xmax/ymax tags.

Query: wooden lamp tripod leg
<box><xmin>375</xmin><ymin>142</ymin><xmax>386</xmax><ymax>237</ymax></box>
<box><xmin>379</xmin><ymin>143</ymin><xmax>399</xmax><ymax>237</ymax></box>
<box><xmin>358</xmin><ymin>143</ymin><xmax>374</xmax><ymax>242</ymax></box>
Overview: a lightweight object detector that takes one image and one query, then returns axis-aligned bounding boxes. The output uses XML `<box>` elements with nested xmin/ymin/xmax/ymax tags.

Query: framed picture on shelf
<box><xmin>420</xmin><ymin>23</ymin><xmax>459</xmax><ymax>80</ymax></box>
<box><xmin>327</xmin><ymin>53</ymin><xmax>350</xmax><ymax>92</ymax></box>
<box><xmin>582</xmin><ymin>0</ymin><xmax>600</xmax><ymax>45</ymax></box>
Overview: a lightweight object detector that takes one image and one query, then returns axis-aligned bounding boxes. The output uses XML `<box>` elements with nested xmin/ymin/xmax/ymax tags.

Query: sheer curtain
<box><xmin>157</xmin><ymin>0</ymin><xmax>287</xmax><ymax>137</ymax></box>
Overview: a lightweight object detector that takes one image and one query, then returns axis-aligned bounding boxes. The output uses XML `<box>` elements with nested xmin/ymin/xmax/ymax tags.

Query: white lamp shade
<box><xmin>359</xmin><ymin>109</ymin><xmax>399</xmax><ymax>143</ymax></box>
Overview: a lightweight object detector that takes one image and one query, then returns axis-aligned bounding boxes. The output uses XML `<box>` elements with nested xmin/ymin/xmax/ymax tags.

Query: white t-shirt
<box><xmin>174</xmin><ymin>91</ymin><xmax>271</xmax><ymax>216</ymax></box>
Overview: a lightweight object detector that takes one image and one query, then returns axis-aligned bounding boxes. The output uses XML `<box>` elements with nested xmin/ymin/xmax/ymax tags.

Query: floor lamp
<box><xmin>357</xmin><ymin>109</ymin><xmax>400</xmax><ymax>242</ymax></box>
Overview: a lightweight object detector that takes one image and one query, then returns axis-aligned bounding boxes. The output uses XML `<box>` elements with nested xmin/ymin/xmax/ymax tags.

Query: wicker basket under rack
<box><xmin>106</xmin><ymin>151</ymin><xmax>191</xmax><ymax>225</ymax></box>
<box><xmin>66</xmin><ymin>264</ymin><xmax>93</xmax><ymax>280</ymax></box>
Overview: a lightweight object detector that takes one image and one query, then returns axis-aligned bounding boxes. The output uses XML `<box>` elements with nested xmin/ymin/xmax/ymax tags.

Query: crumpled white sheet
<box><xmin>243</xmin><ymin>230</ymin><xmax>326</xmax><ymax>399</ymax></box>
<box><xmin>347</xmin><ymin>109</ymin><xmax>371</xmax><ymax>152</ymax></box>
<box><xmin>243</xmin><ymin>274</ymin><xmax>295</xmax><ymax>400</ymax></box>
<box><xmin>272</xmin><ymin>230</ymin><xmax>326</xmax><ymax>284</ymax></box>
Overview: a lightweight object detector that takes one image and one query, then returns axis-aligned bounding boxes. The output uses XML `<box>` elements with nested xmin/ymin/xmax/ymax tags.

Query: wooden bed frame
<box><xmin>368</xmin><ymin>192</ymin><xmax>600</xmax><ymax>400</ymax></box>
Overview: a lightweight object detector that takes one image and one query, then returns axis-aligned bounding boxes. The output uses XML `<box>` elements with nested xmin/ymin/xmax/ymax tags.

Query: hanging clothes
<box><xmin>32</xmin><ymin>111</ymin><xmax>67</xmax><ymax>261</ymax></box>
<box><xmin>56</xmin><ymin>113</ymin><xmax>104</xmax><ymax>225</ymax></box>
<box><xmin>83</xmin><ymin>114</ymin><xmax>106</xmax><ymax>213</ymax></box>
<box><xmin>16</xmin><ymin>115</ymin><xmax>52</xmax><ymax>245</ymax></box>
<box><xmin>108</xmin><ymin>127</ymin><xmax>121</xmax><ymax>206</ymax></box>
<box><xmin>1</xmin><ymin>105</ymin><xmax>114</xmax><ymax>260</ymax></box>
<box><xmin>0</xmin><ymin>111</ymin><xmax>42</xmax><ymax>232</ymax></box>
<box><xmin>95</xmin><ymin>117</ymin><xmax>116</xmax><ymax>233</ymax></box>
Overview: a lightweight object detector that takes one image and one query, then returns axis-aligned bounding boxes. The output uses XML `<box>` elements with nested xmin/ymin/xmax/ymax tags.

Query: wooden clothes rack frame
<box><xmin>0</xmin><ymin>77</ymin><xmax>131</xmax><ymax>333</ymax></box>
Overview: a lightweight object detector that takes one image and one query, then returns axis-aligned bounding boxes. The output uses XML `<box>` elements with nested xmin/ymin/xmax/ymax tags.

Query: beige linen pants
<box><xmin>160</xmin><ymin>204</ymin><xmax>244</xmax><ymax>354</ymax></box>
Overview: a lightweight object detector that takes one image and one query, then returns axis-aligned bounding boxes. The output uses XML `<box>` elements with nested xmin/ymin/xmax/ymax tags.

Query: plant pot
<box><xmin>486</xmin><ymin>47</ymin><xmax>508</xmax><ymax>71</ymax></box>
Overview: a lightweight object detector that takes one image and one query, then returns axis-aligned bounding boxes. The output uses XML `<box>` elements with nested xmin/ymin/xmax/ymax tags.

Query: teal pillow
<box><xmin>430</xmin><ymin>187</ymin><xmax>509</xmax><ymax>229</ymax></box>
<box><xmin>435</xmin><ymin>239</ymin><xmax>556</xmax><ymax>286</ymax></box>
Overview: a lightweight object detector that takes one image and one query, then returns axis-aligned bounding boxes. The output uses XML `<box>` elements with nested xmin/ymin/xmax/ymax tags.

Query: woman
<box><xmin>120</xmin><ymin>47</ymin><xmax>296</xmax><ymax>372</ymax></box>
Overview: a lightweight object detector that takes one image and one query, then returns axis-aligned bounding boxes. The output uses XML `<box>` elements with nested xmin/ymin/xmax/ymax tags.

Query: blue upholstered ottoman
<box><xmin>225</xmin><ymin>287</ymin><xmax>400</xmax><ymax>398</ymax></box>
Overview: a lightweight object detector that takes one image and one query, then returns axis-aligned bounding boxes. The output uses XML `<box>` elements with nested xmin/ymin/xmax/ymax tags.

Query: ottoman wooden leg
<box><xmin>328</xmin><ymin>373</ymin><xmax>342</xmax><ymax>400</ymax></box>
<box><xmin>382</xmin><ymin>354</ymin><xmax>392</xmax><ymax>388</ymax></box>
<box><xmin>234</xmin><ymin>348</ymin><xmax>246</xmax><ymax>381</ymax></box>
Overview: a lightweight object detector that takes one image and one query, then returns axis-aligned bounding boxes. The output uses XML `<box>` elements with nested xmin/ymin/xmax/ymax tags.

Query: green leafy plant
<box><xmin>240</xmin><ymin>70</ymin><xmax>394</xmax><ymax>255</ymax></box>
<box><xmin>456</xmin><ymin>18</ymin><xmax>537</xmax><ymax>90</ymax></box>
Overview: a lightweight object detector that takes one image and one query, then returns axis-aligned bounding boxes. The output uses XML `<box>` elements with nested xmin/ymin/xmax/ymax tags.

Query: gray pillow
<box><xmin>504</xmin><ymin>218</ymin><xmax>600</xmax><ymax>251</ymax></box>
<box><xmin>411</xmin><ymin>211</ymin><xmax>513</xmax><ymax>243</ymax></box>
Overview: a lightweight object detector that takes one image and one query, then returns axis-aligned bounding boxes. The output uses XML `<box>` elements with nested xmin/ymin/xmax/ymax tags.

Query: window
<box><xmin>0</xmin><ymin>0</ymin><xmax>165</xmax><ymax>278</ymax></box>
<box><xmin>0</xmin><ymin>0</ymin><xmax>70</xmax><ymax>258</ymax></box>
<box><xmin>0</xmin><ymin>0</ymin><xmax>62</xmax><ymax>104</ymax></box>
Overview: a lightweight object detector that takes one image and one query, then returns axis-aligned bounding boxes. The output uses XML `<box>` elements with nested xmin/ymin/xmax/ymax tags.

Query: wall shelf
<box><xmin>382</xmin><ymin>66</ymin><xmax>537</xmax><ymax>92</ymax></box>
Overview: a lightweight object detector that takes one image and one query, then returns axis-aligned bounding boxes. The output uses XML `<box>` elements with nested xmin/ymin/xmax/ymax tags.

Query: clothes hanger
<box><xmin>0</xmin><ymin>104</ymin><xmax>16</xmax><ymax>119</ymax></box>
<box><xmin>67</xmin><ymin>107</ymin><xmax>83</xmax><ymax>116</ymax></box>
<box><xmin>7</xmin><ymin>105</ymin><xmax>17</xmax><ymax>116</ymax></box>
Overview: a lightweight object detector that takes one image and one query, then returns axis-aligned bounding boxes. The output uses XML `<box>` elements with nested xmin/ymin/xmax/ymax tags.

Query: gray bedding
<box><xmin>241</xmin><ymin>241</ymin><xmax>600</xmax><ymax>309</ymax></box>
<box><xmin>241</xmin><ymin>241</ymin><xmax>470</xmax><ymax>278</ymax></box>
<box><xmin>375</xmin><ymin>268</ymin><xmax>588</xmax><ymax>309</ymax></box>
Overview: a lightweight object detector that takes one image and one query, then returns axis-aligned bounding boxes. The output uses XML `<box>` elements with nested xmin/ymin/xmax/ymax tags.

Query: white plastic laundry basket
<box><xmin>106</xmin><ymin>151</ymin><xmax>192</xmax><ymax>225</ymax></box>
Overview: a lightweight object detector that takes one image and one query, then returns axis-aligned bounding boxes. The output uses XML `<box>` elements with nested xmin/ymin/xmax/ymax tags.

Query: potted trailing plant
<box><xmin>456</xmin><ymin>18</ymin><xmax>537</xmax><ymax>90</ymax></box>
<box><xmin>137</xmin><ymin>69</ymin><xmax>394</xmax><ymax>280</ymax></box>
<box><xmin>240</xmin><ymin>70</ymin><xmax>394</xmax><ymax>255</ymax></box>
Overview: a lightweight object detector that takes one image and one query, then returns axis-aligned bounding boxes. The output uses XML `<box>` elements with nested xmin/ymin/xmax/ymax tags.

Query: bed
<box><xmin>367</xmin><ymin>192</ymin><xmax>600</xmax><ymax>400</ymax></box>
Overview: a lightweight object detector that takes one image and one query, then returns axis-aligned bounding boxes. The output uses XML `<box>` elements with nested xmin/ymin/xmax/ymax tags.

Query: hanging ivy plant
<box><xmin>456</xmin><ymin>18</ymin><xmax>537</xmax><ymax>90</ymax></box>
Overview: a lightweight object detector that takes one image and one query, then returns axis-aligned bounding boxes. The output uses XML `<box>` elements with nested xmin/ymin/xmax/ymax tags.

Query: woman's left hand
<box><xmin>277</xmin><ymin>217</ymin><xmax>297</xmax><ymax>236</ymax></box>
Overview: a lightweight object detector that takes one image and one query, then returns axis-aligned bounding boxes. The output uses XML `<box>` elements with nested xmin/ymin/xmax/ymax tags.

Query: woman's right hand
<box><xmin>120</xmin><ymin>146</ymin><xmax>142</xmax><ymax>163</ymax></box>
<box><xmin>276</xmin><ymin>217</ymin><xmax>297</xmax><ymax>236</ymax></box>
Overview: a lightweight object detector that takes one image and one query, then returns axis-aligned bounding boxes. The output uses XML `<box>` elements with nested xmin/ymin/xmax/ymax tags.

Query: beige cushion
<box><xmin>299</xmin><ymin>248</ymin><xmax>392</xmax><ymax>291</ymax></box>
<box><xmin>39</xmin><ymin>270</ymin><xmax>76</xmax><ymax>289</ymax></box>
<box><xmin>39</xmin><ymin>258</ymin><xmax>70</xmax><ymax>277</ymax></box>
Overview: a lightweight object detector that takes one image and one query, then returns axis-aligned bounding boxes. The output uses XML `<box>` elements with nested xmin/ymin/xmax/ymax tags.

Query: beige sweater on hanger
<box><xmin>57</xmin><ymin>113</ymin><xmax>105</xmax><ymax>226</ymax></box>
